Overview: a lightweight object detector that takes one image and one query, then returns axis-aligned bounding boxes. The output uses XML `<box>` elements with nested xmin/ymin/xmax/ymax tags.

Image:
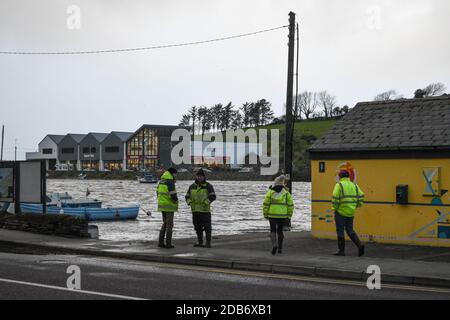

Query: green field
<box><xmin>263</xmin><ymin>119</ymin><xmax>337</xmax><ymax>137</ymax></box>
<box><xmin>258</xmin><ymin>119</ymin><xmax>337</xmax><ymax>180</ymax></box>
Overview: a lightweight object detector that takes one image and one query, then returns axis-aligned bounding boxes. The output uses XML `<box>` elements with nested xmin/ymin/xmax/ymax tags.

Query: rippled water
<box><xmin>47</xmin><ymin>180</ymin><xmax>312</xmax><ymax>241</ymax></box>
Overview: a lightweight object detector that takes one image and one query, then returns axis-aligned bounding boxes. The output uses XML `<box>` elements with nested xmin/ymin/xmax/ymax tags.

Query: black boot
<box><xmin>205</xmin><ymin>232</ymin><xmax>212</xmax><ymax>248</ymax></box>
<box><xmin>333</xmin><ymin>237</ymin><xmax>346</xmax><ymax>256</ymax></box>
<box><xmin>277</xmin><ymin>233</ymin><xmax>284</xmax><ymax>254</ymax></box>
<box><xmin>194</xmin><ymin>232</ymin><xmax>204</xmax><ymax>247</ymax></box>
<box><xmin>165</xmin><ymin>230</ymin><xmax>175</xmax><ymax>249</ymax></box>
<box><xmin>158</xmin><ymin>230</ymin><xmax>166</xmax><ymax>248</ymax></box>
<box><xmin>349</xmin><ymin>233</ymin><xmax>365</xmax><ymax>257</ymax></box>
<box><xmin>270</xmin><ymin>233</ymin><xmax>278</xmax><ymax>255</ymax></box>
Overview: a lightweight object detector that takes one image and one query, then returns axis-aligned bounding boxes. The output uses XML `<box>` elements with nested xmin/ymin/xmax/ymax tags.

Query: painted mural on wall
<box><xmin>409</xmin><ymin>168</ymin><xmax>449</xmax><ymax>240</ymax></box>
<box><xmin>336</xmin><ymin>162</ymin><xmax>356</xmax><ymax>182</ymax></box>
<box><xmin>312</xmin><ymin>163</ymin><xmax>450</xmax><ymax>244</ymax></box>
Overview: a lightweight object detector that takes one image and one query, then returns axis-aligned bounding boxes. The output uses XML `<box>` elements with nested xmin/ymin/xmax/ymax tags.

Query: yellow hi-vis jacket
<box><xmin>263</xmin><ymin>187</ymin><xmax>294</xmax><ymax>219</ymax></box>
<box><xmin>157</xmin><ymin>171</ymin><xmax>178</xmax><ymax>212</ymax></box>
<box><xmin>332</xmin><ymin>178</ymin><xmax>364</xmax><ymax>218</ymax></box>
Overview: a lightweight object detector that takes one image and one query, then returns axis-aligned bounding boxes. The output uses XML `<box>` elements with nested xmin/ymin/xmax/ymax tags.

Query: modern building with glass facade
<box><xmin>126</xmin><ymin>125</ymin><xmax>185</xmax><ymax>171</ymax></box>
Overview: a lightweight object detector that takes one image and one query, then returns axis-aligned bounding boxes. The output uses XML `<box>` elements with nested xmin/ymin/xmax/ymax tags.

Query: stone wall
<box><xmin>0</xmin><ymin>212</ymin><xmax>92</xmax><ymax>238</ymax></box>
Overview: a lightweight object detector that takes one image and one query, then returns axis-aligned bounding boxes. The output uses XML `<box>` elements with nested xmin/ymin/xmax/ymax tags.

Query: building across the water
<box><xmin>25</xmin><ymin>135</ymin><xmax>65</xmax><ymax>171</ymax></box>
<box><xmin>125</xmin><ymin>125</ymin><xmax>185</xmax><ymax>171</ymax></box>
<box><xmin>28</xmin><ymin>124</ymin><xmax>266</xmax><ymax>172</ymax></box>
<box><xmin>27</xmin><ymin>125</ymin><xmax>185</xmax><ymax>171</ymax></box>
<box><xmin>309</xmin><ymin>95</ymin><xmax>450</xmax><ymax>247</ymax></box>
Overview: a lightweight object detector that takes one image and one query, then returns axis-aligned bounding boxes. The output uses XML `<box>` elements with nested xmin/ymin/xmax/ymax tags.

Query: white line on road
<box><xmin>0</xmin><ymin>277</ymin><xmax>147</xmax><ymax>300</ymax></box>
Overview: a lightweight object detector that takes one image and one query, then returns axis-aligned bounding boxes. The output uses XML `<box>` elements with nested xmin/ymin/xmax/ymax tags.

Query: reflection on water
<box><xmin>48</xmin><ymin>180</ymin><xmax>312</xmax><ymax>241</ymax></box>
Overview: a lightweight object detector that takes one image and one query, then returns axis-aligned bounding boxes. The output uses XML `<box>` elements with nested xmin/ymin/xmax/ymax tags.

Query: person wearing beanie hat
<box><xmin>156</xmin><ymin>168</ymin><xmax>179</xmax><ymax>249</ymax></box>
<box><xmin>186</xmin><ymin>168</ymin><xmax>216</xmax><ymax>248</ymax></box>
<box><xmin>332</xmin><ymin>169</ymin><xmax>365</xmax><ymax>257</ymax></box>
<box><xmin>262</xmin><ymin>175</ymin><xmax>294</xmax><ymax>255</ymax></box>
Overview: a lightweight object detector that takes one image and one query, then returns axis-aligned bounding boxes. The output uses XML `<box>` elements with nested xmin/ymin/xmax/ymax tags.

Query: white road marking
<box><xmin>0</xmin><ymin>277</ymin><xmax>147</xmax><ymax>300</ymax></box>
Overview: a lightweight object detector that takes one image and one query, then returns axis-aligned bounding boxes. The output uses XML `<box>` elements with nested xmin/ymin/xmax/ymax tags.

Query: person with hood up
<box><xmin>156</xmin><ymin>167</ymin><xmax>178</xmax><ymax>249</ymax></box>
<box><xmin>263</xmin><ymin>175</ymin><xmax>294</xmax><ymax>255</ymax></box>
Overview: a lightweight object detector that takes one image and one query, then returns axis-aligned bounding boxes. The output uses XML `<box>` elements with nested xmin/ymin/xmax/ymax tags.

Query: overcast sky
<box><xmin>0</xmin><ymin>0</ymin><xmax>449</xmax><ymax>160</ymax></box>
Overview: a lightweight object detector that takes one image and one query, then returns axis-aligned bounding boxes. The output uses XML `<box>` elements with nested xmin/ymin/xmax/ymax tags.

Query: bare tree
<box><xmin>318</xmin><ymin>91</ymin><xmax>337</xmax><ymax>118</ymax></box>
<box><xmin>297</xmin><ymin>91</ymin><xmax>318</xmax><ymax>120</ymax></box>
<box><xmin>422</xmin><ymin>83</ymin><xmax>447</xmax><ymax>97</ymax></box>
<box><xmin>374</xmin><ymin>90</ymin><xmax>403</xmax><ymax>101</ymax></box>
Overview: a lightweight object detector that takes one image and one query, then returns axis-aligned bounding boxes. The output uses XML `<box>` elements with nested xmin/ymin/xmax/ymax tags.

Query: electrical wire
<box><xmin>0</xmin><ymin>25</ymin><xmax>288</xmax><ymax>55</ymax></box>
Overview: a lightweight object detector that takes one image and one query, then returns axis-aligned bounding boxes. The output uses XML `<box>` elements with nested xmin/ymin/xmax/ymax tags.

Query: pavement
<box><xmin>1</xmin><ymin>229</ymin><xmax>450</xmax><ymax>289</ymax></box>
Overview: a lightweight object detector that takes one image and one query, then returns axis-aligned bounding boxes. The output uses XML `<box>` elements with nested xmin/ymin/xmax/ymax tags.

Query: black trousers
<box><xmin>192</xmin><ymin>213</ymin><xmax>212</xmax><ymax>240</ymax></box>
<box><xmin>269</xmin><ymin>218</ymin><xmax>285</xmax><ymax>236</ymax></box>
<box><xmin>334</xmin><ymin>212</ymin><xmax>356</xmax><ymax>238</ymax></box>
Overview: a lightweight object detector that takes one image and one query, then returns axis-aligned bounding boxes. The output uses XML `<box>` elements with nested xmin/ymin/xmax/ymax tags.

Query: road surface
<box><xmin>0</xmin><ymin>250</ymin><xmax>449</xmax><ymax>300</ymax></box>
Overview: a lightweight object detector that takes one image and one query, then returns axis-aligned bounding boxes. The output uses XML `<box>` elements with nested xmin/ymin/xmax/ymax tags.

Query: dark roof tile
<box><xmin>310</xmin><ymin>95</ymin><xmax>450</xmax><ymax>152</ymax></box>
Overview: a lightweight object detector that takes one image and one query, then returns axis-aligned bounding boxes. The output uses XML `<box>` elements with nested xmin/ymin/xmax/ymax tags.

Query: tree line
<box><xmin>293</xmin><ymin>91</ymin><xmax>350</xmax><ymax>120</ymax></box>
<box><xmin>178</xmin><ymin>82</ymin><xmax>448</xmax><ymax>133</ymax></box>
<box><xmin>179</xmin><ymin>100</ymin><xmax>275</xmax><ymax>135</ymax></box>
<box><xmin>374</xmin><ymin>82</ymin><xmax>447</xmax><ymax>101</ymax></box>
<box><xmin>179</xmin><ymin>90</ymin><xmax>352</xmax><ymax>134</ymax></box>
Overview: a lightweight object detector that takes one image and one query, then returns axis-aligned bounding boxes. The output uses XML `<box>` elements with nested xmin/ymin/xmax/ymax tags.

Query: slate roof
<box><xmin>66</xmin><ymin>134</ymin><xmax>87</xmax><ymax>144</ymax></box>
<box><xmin>111</xmin><ymin>131</ymin><xmax>133</xmax><ymax>142</ymax></box>
<box><xmin>88</xmin><ymin>133</ymin><xmax>109</xmax><ymax>143</ymax></box>
<box><xmin>309</xmin><ymin>95</ymin><xmax>450</xmax><ymax>153</ymax></box>
<box><xmin>43</xmin><ymin>135</ymin><xmax>65</xmax><ymax>144</ymax></box>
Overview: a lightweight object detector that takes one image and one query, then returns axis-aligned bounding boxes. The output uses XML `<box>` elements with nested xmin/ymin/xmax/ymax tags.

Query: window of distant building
<box><xmin>62</xmin><ymin>148</ymin><xmax>74</xmax><ymax>154</ymax></box>
<box><xmin>126</xmin><ymin>128</ymin><xmax>159</xmax><ymax>170</ymax></box>
<box><xmin>105</xmin><ymin>146</ymin><xmax>120</xmax><ymax>153</ymax></box>
<box><xmin>83</xmin><ymin>147</ymin><xmax>96</xmax><ymax>154</ymax></box>
<box><xmin>42</xmin><ymin>148</ymin><xmax>53</xmax><ymax>154</ymax></box>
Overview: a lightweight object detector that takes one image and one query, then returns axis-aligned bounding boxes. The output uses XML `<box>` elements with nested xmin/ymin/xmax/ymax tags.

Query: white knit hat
<box><xmin>273</xmin><ymin>175</ymin><xmax>286</xmax><ymax>187</ymax></box>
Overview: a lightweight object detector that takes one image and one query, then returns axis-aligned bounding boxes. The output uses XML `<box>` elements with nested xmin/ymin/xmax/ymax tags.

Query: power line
<box><xmin>0</xmin><ymin>25</ymin><xmax>288</xmax><ymax>55</ymax></box>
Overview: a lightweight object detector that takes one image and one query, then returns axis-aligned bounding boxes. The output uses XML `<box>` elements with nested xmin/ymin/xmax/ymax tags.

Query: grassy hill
<box><xmin>257</xmin><ymin>119</ymin><xmax>337</xmax><ymax>180</ymax></box>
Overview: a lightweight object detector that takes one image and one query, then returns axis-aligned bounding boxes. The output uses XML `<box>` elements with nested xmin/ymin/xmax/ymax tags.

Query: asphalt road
<box><xmin>0</xmin><ymin>251</ymin><xmax>449</xmax><ymax>300</ymax></box>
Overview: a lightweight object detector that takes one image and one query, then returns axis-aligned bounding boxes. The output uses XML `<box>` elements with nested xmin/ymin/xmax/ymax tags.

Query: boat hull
<box><xmin>20</xmin><ymin>204</ymin><xmax>139</xmax><ymax>221</ymax></box>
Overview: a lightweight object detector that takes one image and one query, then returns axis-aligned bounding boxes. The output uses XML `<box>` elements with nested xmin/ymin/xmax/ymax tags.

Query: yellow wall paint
<box><xmin>311</xmin><ymin>159</ymin><xmax>450</xmax><ymax>247</ymax></box>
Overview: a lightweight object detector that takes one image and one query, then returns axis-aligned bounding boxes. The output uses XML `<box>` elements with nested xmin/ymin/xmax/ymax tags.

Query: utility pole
<box><xmin>0</xmin><ymin>125</ymin><xmax>4</xmax><ymax>161</ymax></box>
<box><xmin>14</xmin><ymin>139</ymin><xmax>17</xmax><ymax>162</ymax></box>
<box><xmin>284</xmin><ymin>11</ymin><xmax>296</xmax><ymax>193</ymax></box>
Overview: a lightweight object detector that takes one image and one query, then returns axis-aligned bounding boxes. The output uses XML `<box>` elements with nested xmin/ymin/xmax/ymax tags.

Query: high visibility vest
<box><xmin>332</xmin><ymin>178</ymin><xmax>365</xmax><ymax>218</ymax></box>
<box><xmin>186</xmin><ymin>182</ymin><xmax>214</xmax><ymax>213</ymax></box>
<box><xmin>263</xmin><ymin>188</ymin><xmax>294</xmax><ymax>219</ymax></box>
<box><xmin>157</xmin><ymin>171</ymin><xmax>178</xmax><ymax>212</ymax></box>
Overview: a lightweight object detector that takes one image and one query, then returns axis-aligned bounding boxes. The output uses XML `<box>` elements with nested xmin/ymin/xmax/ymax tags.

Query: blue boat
<box><xmin>20</xmin><ymin>203</ymin><xmax>140</xmax><ymax>221</ymax></box>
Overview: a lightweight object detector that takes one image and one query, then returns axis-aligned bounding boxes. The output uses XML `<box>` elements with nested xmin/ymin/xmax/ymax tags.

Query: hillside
<box><xmin>257</xmin><ymin>119</ymin><xmax>337</xmax><ymax>180</ymax></box>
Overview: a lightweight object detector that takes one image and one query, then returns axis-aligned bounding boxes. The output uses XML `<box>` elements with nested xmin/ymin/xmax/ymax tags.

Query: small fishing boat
<box><xmin>138</xmin><ymin>173</ymin><xmax>158</xmax><ymax>184</ymax></box>
<box><xmin>20</xmin><ymin>203</ymin><xmax>140</xmax><ymax>221</ymax></box>
<box><xmin>47</xmin><ymin>192</ymin><xmax>102</xmax><ymax>208</ymax></box>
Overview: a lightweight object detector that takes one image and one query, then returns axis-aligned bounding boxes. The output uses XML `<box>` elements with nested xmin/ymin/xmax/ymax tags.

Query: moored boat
<box><xmin>20</xmin><ymin>203</ymin><xmax>140</xmax><ymax>221</ymax></box>
<box><xmin>47</xmin><ymin>192</ymin><xmax>102</xmax><ymax>208</ymax></box>
<box><xmin>138</xmin><ymin>173</ymin><xmax>158</xmax><ymax>184</ymax></box>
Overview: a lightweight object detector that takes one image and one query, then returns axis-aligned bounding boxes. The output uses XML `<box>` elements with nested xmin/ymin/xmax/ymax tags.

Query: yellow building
<box><xmin>309</xmin><ymin>95</ymin><xmax>450</xmax><ymax>247</ymax></box>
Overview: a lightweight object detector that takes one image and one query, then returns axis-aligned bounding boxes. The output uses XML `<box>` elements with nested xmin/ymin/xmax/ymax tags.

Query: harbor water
<box><xmin>47</xmin><ymin>180</ymin><xmax>312</xmax><ymax>241</ymax></box>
